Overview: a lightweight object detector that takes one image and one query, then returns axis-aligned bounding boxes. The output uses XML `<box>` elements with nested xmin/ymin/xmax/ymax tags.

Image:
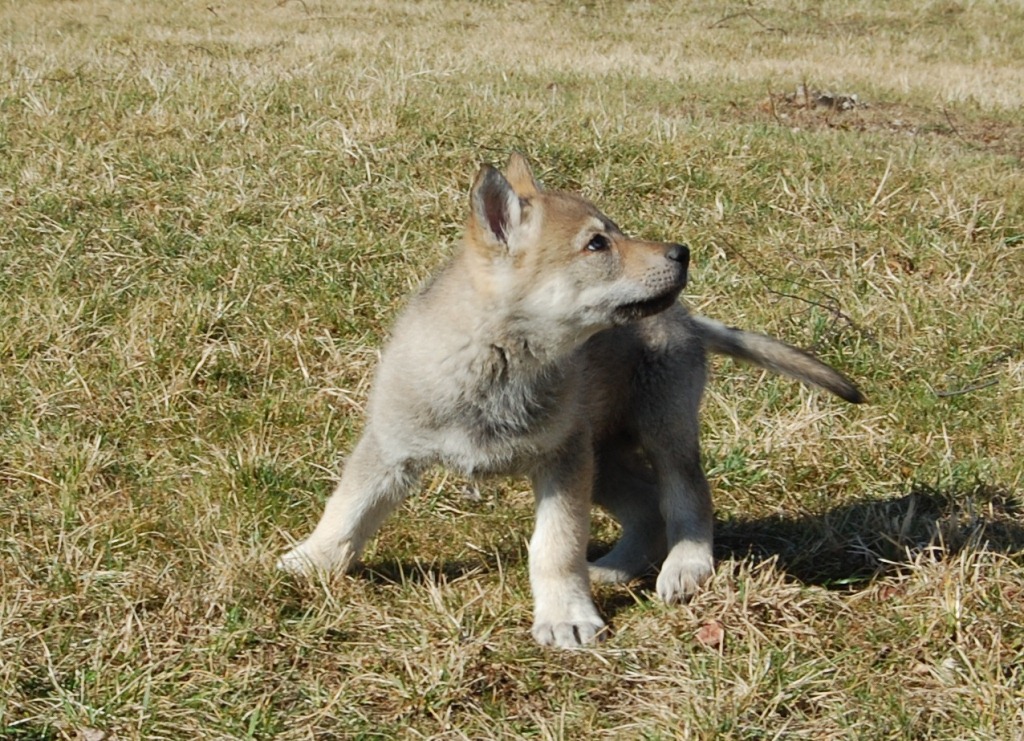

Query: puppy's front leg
<box><xmin>529</xmin><ymin>441</ymin><xmax>606</xmax><ymax>648</ymax></box>
<box><xmin>278</xmin><ymin>429</ymin><xmax>418</xmax><ymax>576</ymax></box>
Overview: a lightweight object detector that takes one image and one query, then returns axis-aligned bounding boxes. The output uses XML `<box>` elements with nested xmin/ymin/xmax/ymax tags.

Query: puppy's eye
<box><xmin>586</xmin><ymin>234</ymin><xmax>611</xmax><ymax>252</ymax></box>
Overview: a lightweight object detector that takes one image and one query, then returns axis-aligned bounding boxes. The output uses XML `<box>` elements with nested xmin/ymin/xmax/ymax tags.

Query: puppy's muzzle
<box><xmin>611</xmin><ymin>242</ymin><xmax>691</xmax><ymax>324</ymax></box>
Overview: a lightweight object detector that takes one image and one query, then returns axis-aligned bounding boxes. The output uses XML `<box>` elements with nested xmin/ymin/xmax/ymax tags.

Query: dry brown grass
<box><xmin>1</xmin><ymin>1</ymin><xmax>1022</xmax><ymax>738</ymax></box>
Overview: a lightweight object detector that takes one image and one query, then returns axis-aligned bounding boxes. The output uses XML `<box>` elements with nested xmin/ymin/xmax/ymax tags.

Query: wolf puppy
<box><xmin>279</xmin><ymin>154</ymin><xmax>863</xmax><ymax>648</ymax></box>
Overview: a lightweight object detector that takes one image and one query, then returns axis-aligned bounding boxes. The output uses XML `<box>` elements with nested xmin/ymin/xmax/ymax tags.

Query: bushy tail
<box><xmin>691</xmin><ymin>316</ymin><xmax>865</xmax><ymax>404</ymax></box>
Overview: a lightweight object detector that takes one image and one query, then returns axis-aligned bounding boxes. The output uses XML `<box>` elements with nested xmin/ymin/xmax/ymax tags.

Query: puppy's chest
<box><xmin>432</xmin><ymin>360</ymin><xmax>578</xmax><ymax>475</ymax></box>
<box><xmin>468</xmin><ymin>371</ymin><xmax>567</xmax><ymax>438</ymax></box>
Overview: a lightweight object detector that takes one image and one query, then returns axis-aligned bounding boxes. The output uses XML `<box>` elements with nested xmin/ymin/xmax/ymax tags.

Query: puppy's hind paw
<box><xmin>588</xmin><ymin>562</ymin><xmax>637</xmax><ymax>585</ymax></box>
<box><xmin>588</xmin><ymin>547</ymin><xmax>659</xmax><ymax>584</ymax></box>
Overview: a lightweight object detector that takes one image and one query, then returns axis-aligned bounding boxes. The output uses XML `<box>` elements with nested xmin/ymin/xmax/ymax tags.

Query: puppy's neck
<box><xmin>452</xmin><ymin>249</ymin><xmax>598</xmax><ymax>369</ymax></box>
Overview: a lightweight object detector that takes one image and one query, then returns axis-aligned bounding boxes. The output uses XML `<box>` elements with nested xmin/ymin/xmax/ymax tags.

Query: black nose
<box><xmin>667</xmin><ymin>243</ymin><xmax>689</xmax><ymax>267</ymax></box>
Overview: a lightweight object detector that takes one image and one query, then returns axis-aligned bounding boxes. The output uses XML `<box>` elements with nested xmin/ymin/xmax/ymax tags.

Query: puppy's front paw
<box><xmin>276</xmin><ymin>546</ymin><xmax>317</xmax><ymax>575</ymax></box>
<box><xmin>276</xmin><ymin>540</ymin><xmax>356</xmax><ymax>576</ymax></box>
<box><xmin>656</xmin><ymin>549</ymin><xmax>713</xmax><ymax>604</ymax></box>
<box><xmin>531</xmin><ymin>595</ymin><xmax>607</xmax><ymax>648</ymax></box>
<box><xmin>532</xmin><ymin>617</ymin><xmax>607</xmax><ymax>648</ymax></box>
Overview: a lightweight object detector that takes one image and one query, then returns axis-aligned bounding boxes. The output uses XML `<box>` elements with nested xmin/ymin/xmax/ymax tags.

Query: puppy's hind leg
<box><xmin>589</xmin><ymin>446</ymin><xmax>667</xmax><ymax>584</ymax></box>
<box><xmin>278</xmin><ymin>430</ymin><xmax>419</xmax><ymax>576</ymax></box>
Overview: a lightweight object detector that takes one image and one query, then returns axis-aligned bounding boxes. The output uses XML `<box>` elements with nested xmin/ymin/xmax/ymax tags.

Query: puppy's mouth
<box><xmin>612</xmin><ymin>286</ymin><xmax>683</xmax><ymax>323</ymax></box>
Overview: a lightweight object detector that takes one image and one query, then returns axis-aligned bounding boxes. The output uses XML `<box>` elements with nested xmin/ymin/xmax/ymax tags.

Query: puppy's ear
<box><xmin>470</xmin><ymin>164</ymin><xmax>523</xmax><ymax>249</ymax></box>
<box><xmin>504</xmin><ymin>152</ymin><xmax>540</xmax><ymax>197</ymax></box>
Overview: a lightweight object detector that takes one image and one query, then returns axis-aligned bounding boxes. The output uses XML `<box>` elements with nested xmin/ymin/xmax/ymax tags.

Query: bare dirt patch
<box><xmin>752</xmin><ymin>82</ymin><xmax>1024</xmax><ymax>160</ymax></box>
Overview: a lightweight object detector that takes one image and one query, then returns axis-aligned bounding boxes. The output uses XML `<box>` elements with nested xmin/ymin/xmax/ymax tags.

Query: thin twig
<box><xmin>765</xmin><ymin>83</ymin><xmax>782</xmax><ymax>126</ymax></box>
<box><xmin>933</xmin><ymin>379</ymin><xmax>999</xmax><ymax>398</ymax></box>
<box><xmin>933</xmin><ymin>345</ymin><xmax>1018</xmax><ymax>397</ymax></box>
<box><xmin>709</xmin><ymin>11</ymin><xmax>784</xmax><ymax>33</ymax></box>
<box><xmin>277</xmin><ymin>0</ymin><xmax>311</xmax><ymax>13</ymax></box>
<box><xmin>722</xmin><ymin>241</ymin><xmax>874</xmax><ymax>345</ymax></box>
<box><xmin>709</xmin><ymin>11</ymin><xmax>749</xmax><ymax>29</ymax></box>
<box><xmin>941</xmin><ymin>107</ymin><xmax>963</xmax><ymax>140</ymax></box>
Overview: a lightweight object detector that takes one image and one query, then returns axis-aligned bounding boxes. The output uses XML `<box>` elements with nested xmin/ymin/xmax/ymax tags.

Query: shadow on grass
<box><xmin>714</xmin><ymin>483</ymin><xmax>1024</xmax><ymax>590</ymax></box>
<box><xmin>286</xmin><ymin>484</ymin><xmax>1022</xmax><ymax>623</ymax></box>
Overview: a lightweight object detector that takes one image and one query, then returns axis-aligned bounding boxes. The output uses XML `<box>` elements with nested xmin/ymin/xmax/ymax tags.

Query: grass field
<box><xmin>1</xmin><ymin>1</ymin><xmax>1023</xmax><ymax>738</ymax></box>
